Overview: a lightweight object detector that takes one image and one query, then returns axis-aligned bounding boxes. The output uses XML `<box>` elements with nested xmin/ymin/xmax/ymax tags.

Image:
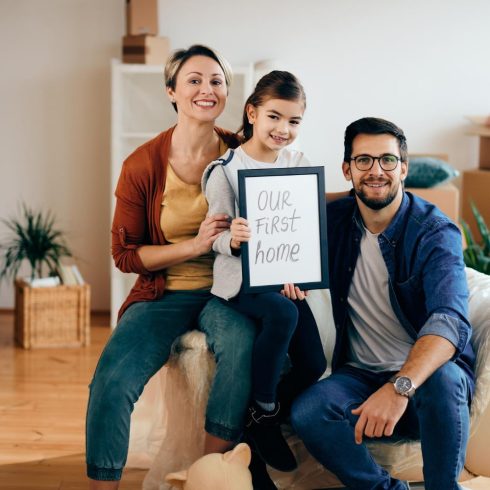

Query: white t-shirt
<box><xmin>222</xmin><ymin>146</ymin><xmax>310</xmax><ymax>198</ymax></box>
<box><xmin>346</xmin><ymin>226</ymin><xmax>414</xmax><ymax>372</ymax></box>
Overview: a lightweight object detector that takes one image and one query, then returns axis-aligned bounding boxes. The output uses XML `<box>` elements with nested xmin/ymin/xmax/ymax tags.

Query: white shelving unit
<box><xmin>110</xmin><ymin>59</ymin><xmax>254</xmax><ymax>326</ymax></box>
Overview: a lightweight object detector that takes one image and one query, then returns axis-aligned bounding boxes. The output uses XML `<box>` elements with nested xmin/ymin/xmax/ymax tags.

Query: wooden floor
<box><xmin>0</xmin><ymin>311</ymin><xmax>489</xmax><ymax>490</ymax></box>
<box><xmin>0</xmin><ymin>312</ymin><xmax>146</xmax><ymax>489</ymax></box>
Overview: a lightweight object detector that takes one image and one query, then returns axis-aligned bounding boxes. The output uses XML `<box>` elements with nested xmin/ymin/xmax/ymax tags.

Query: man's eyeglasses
<box><xmin>350</xmin><ymin>154</ymin><xmax>401</xmax><ymax>171</ymax></box>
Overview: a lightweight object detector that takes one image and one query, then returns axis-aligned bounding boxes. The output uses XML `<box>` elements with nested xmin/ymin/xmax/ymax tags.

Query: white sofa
<box><xmin>127</xmin><ymin>268</ymin><xmax>490</xmax><ymax>489</ymax></box>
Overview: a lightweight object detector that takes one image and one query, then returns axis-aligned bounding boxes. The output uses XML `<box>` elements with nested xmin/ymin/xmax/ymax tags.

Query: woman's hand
<box><xmin>193</xmin><ymin>214</ymin><xmax>231</xmax><ymax>255</ymax></box>
<box><xmin>281</xmin><ymin>283</ymin><xmax>309</xmax><ymax>300</ymax></box>
<box><xmin>230</xmin><ymin>217</ymin><xmax>251</xmax><ymax>250</ymax></box>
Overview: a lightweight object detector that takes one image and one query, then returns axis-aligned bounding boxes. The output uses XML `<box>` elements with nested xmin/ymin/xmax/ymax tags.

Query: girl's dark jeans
<box><xmin>228</xmin><ymin>291</ymin><xmax>326</xmax><ymax>404</ymax></box>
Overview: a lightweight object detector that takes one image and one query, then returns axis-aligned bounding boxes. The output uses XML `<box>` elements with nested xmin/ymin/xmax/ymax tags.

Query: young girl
<box><xmin>202</xmin><ymin>71</ymin><xmax>326</xmax><ymax>475</ymax></box>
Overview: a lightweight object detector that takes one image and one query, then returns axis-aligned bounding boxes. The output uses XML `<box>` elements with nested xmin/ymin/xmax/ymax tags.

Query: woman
<box><xmin>85</xmin><ymin>45</ymin><xmax>256</xmax><ymax>489</ymax></box>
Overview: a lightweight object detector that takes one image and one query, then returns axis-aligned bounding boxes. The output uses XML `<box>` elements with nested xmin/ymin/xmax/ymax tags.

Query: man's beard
<box><xmin>354</xmin><ymin>180</ymin><xmax>400</xmax><ymax>210</ymax></box>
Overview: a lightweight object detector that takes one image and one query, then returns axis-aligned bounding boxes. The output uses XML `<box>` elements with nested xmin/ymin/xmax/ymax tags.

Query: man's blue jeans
<box><xmin>291</xmin><ymin>363</ymin><xmax>470</xmax><ymax>490</ymax></box>
<box><xmin>85</xmin><ymin>293</ymin><xmax>256</xmax><ymax>481</ymax></box>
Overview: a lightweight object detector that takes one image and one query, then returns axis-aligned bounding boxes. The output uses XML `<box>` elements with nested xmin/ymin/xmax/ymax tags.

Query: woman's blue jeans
<box><xmin>85</xmin><ymin>292</ymin><xmax>256</xmax><ymax>481</ymax></box>
<box><xmin>291</xmin><ymin>363</ymin><xmax>470</xmax><ymax>490</ymax></box>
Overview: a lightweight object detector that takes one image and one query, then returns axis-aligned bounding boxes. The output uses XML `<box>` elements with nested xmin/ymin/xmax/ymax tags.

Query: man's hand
<box><xmin>351</xmin><ymin>383</ymin><xmax>408</xmax><ymax>444</ymax></box>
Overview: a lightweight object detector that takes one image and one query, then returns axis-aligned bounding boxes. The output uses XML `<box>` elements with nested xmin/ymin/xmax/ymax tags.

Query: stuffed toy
<box><xmin>165</xmin><ymin>443</ymin><xmax>253</xmax><ymax>490</ymax></box>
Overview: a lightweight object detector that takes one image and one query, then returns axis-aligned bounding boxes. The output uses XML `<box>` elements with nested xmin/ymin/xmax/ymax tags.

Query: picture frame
<box><xmin>238</xmin><ymin>166</ymin><xmax>329</xmax><ymax>293</ymax></box>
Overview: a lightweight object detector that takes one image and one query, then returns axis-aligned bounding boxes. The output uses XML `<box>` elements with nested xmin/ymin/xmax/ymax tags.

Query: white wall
<box><xmin>159</xmin><ymin>0</ymin><xmax>489</xmax><ymax>188</ymax></box>
<box><xmin>0</xmin><ymin>0</ymin><xmax>123</xmax><ymax>309</ymax></box>
<box><xmin>1</xmin><ymin>0</ymin><xmax>489</xmax><ymax>309</ymax></box>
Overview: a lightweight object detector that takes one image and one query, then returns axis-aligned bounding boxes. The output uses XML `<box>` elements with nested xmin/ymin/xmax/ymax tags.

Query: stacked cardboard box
<box><xmin>123</xmin><ymin>0</ymin><xmax>170</xmax><ymax>65</ymax></box>
<box><xmin>408</xmin><ymin>183</ymin><xmax>459</xmax><ymax>224</ymax></box>
<box><xmin>123</xmin><ymin>34</ymin><xmax>170</xmax><ymax>65</ymax></box>
<box><xmin>126</xmin><ymin>0</ymin><xmax>158</xmax><ymax>35</ymax></box>
<box><xmin>462</xmin><ymin>127</ymin><xmax>490</xmax><ymax>239</ymax></box>
<box><xmin>462</xmin><ymin>170</ymin><xmax>490</xmax><ymax>240</ymax></box>
<box><xmin>480</xmin><ymin>136</ymin><xmax>490</xmax><ymax>170</ymax></box>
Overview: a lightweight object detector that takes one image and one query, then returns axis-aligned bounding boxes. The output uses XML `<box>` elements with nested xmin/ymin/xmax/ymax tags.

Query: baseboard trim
<box><xmin>0</xmin><ymin>308</ymin><xmax>110</xmax><ymax>315</ymax></box>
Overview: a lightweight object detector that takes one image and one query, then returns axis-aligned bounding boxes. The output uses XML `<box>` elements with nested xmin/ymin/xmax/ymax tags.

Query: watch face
<box><xmin>395</xmin><ymin>376</ymin><xmax>413</xmax><ymax>394</ymax></box>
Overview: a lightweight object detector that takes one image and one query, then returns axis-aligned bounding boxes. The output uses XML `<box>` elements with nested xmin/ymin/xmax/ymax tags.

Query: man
<box><xmin>291</xmin><ymin>117</ymin><xmax>475</xmax><ymax>490</ymax></box>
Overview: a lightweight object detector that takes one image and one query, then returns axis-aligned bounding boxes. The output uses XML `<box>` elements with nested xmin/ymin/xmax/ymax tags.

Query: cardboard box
<box><xmin>479</xmin><ymin>136</ymin><xmax>490</xmax><ymax>170</ymax></box>
<box><xmin>462</xmin><ymin>169</ymin><xmax>490</xmax><ymax>240</ymax></box>
<box><xmin>466</xmin><ymin>127</ymin><xmax>490</xmax><ymax>170</ymax></box>
<box><xmin>126</xmin><ymin>0</ymin><xmax>158</xmax><ymax>35</ymax></box>
<box><xmin>408</xmin><ymin>182</ymin><xmax>460</xmax><ymax>224</ymax></box>
<box><xmin>123</xmin><ymin>35</ymin><xmax>170</xmax><ymax>65</ymax></box>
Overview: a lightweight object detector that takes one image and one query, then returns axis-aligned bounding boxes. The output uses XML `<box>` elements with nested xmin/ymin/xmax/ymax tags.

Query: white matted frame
<box><xmin>238</xmin><ymin>166</ymin><xmax>328</xmax><ymax>293</ymax></box>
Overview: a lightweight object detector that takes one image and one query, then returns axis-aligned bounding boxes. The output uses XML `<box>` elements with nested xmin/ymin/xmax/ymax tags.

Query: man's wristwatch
<box><xmin>390</xmin><ymin>375</ymin><xmax>416</xmax><ymax>398</ymax></box>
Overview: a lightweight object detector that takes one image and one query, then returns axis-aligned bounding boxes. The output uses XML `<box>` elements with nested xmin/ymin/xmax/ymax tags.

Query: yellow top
<box><xmin>161</xmin><ymin>164</ymin><xmax>214</xmax><ymax>290</ymax></box>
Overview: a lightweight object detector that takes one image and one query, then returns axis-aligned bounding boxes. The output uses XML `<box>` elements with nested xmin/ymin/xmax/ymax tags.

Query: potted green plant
<box><xmin>0</xmin><ymin>204</ymin><xmax>72</xmax><ymax>282</ymax></box>
<box><xmin>461</xmin><ymin>202</ymin><xmax>490</xmax><ymax>275</ymax></box>
<box><xmin>0</xmin><ymin>204</ymin><xmax>89</xmax><ymax>349</ymax></box>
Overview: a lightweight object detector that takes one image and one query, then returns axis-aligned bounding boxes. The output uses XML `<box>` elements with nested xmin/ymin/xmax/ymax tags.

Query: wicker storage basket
<box><xmin>14</xmin><ymin>279</ymin><xmax>90</xmax><ymax>348</ymax></box>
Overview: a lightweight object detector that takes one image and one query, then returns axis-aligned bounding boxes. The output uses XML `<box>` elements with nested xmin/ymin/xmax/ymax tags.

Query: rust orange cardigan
<box><xmin>112</xmin><ymin>126</ymin><xmax>240</xmax><ymax>321</ymax></box>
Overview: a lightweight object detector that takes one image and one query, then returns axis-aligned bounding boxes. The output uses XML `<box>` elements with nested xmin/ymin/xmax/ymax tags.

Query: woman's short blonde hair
<box><xmin>164</xmin><ymin>45</ymin><xmax>233</xmax><ymax>112</ymax></box>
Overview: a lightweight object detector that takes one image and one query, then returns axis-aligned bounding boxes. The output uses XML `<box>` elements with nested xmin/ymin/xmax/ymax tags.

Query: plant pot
<box><xmin>14</xmin><ymin>279</ymin><xmax>90</xmax><ymax>349</ymax></box>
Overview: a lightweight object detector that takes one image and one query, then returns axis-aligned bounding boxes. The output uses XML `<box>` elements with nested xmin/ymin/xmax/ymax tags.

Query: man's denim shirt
<box><xmin>327</xmin><ymin>192</ymin><xmax>475</xmax><ymax>393</ymax></box>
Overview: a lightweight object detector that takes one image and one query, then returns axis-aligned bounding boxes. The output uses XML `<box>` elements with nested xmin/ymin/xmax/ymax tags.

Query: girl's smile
<box><xmin>243</xmin><ymin>98</ymin><xmax>304</xmax><ymax>162</ymax></box>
